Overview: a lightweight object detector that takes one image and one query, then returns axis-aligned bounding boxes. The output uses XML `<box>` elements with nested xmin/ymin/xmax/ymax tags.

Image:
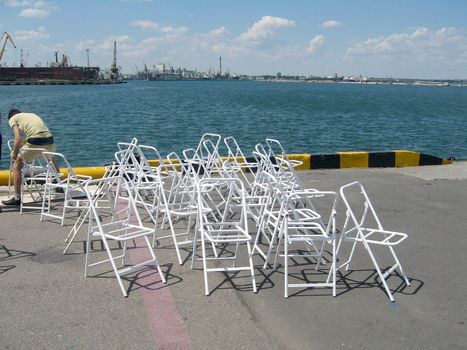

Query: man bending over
<box><xmin>2</xmin><ymin>109</ymin><xmax>58</xmax><ymax>206</ymax></box>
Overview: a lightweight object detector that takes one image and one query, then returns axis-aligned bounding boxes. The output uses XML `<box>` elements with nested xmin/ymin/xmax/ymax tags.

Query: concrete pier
<box><xmin>1</xmin><ymin>162</ymin><xmax>466</xmax><ymax>349</ymax></box>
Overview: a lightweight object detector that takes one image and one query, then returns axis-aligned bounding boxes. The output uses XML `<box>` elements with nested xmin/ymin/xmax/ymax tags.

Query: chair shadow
<box><xmin>87</xmin><ymin>259</ymin><xmax>183</xmax><ymax>296</ymax></box>
<box><xmin>0</xmin><ymin>244</ymin><xmax>36</xmax><ymax>275</ymax></box>
<box><xmin>336</xmin><ymin>268</ymin><xmax>423</xmax><ymax>299</ymax></box>
<box><xmin>0</xmin><ymin>244</ymin><xmax>36</xmax><ymax>261</ymax></box>
<box><xmin>191</xmin><ymin>261</ymin><xmax>276</xmax><ymax>295</ymax></box>
<box><xmin>126</xmin><ymin>262</ymin><xmax>183</xmax><ymax>295</ymax></box>
<box><xmin>258</xmin><ymin>249</ymin><xmax>423</xmax><ymax>300</ymax></box>
<box><xmin>0</xmin><ymin>265</ymin><xmax>15</xmax><ymax>274</ymax></box>
<box><xmin>204</xmin><ymin>270</ymin><xmax>259</xmax><ymax>295</ymax></box>
<box><xmin>0</xmin><ymin>205</ymin><xmax>20</xmax><ymax>213</ymax></box>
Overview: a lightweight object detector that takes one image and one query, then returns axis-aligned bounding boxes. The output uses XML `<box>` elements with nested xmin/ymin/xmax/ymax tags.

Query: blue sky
<box><xmin>1</xmin><ymin>0</ymin><xmax>467</xmax><ymax>78</ymax></box>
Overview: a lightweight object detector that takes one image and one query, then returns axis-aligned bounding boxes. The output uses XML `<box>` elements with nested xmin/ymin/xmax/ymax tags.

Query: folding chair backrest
<box><xmin>115</xmin><ymin>139</ymin><xmax>141</xmax><ymax>174</ymax></box>
<box><xmin>85</xmin><ymin>176</ymin><xmax>143</xmax><ymax>230</ymax></box>
<box><xmin>224</xmin><ymin>136</ymin><xmax>244</xmax><ymax>160</ymax></box>
<box><xmin>197</xmin><ymin>177</ymin><xmax>247</xmax><ymax>231</ymax></box>
<box><xmin>266</xmin><ymin>138</ymin><xmax>302</xmax><ymax>180</ymax></box>
<box><xmin>224</xmin><ymin>136</ymin><xmax>256</xmax><ymax>172</ymax></box>
<box><xmin>115</xmin><ymin>147</ymin><xmax>144</xmax><ymax>182</ymax></box>
<box><xmin>266</xmin><ymin>138</ymin><xmax>292</xmax><ymax>164</ymax></box>
<box><xmin>253</xmin><ymin>145</ymin><xmax>285</xmax><ymax>182</ymax></box>
<box><xmin>117</xmin><ymin>137</ymin><xmax>138</xmax><ymax>152</ymax></box>
<box><xmin>340</xmin><ymin>181</ymin><xmax>384</xmax><ymax>235</ymax></box>
<box><xmin>138</xmin><ymin>144</ymin><xmax>163</xmax><ymax>168</ymax></box>
<box><xmin>40</xmin><ymin>151</ymin><xmax>66</xmax><ymax>183</ymax></box>
<box><xmin>158</xmin><ymin>163</ymin><xmax>197</xmax><ymax>210</ymax></box>
<box><xmin>194</xmin><ymin>133</ymin><xmax>221</xmax><ymax>160</ymax></box>
<box><xmin>182</xmin><ymin>147</ymin><xmax>212</xmax><ymax>179</ymax></box>
<box><xmin>202</xmin><ymin>139</ymin><xmax>223</xmax><ymax>176</ymax></box>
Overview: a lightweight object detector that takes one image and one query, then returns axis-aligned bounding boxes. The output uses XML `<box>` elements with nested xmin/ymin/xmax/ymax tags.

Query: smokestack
<box><xmin>219</xmin><ymin>56</ymin><xmax>222</xmax><ymax>77</ymax></box>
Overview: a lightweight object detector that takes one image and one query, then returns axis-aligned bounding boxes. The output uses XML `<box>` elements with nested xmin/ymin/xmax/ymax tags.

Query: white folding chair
<box><xmin>63</xmin><ymin>163</ymin><xmax>118</xmax><ymax>254</ymax></box>
<box><xmin>155</xmin><ymin>163</ymin><xmax>199</xmax><ymax>265</ymax></box>
<box><xmin>84</xmin><ymin>176</ymin><xmax>166</xmax><ymax>297</ymax></box>
<box><xmin>114</xmin><ymin>145</ymin><xmax>161</xmax><ymax>224</ymax></box>
<box><xmin>274</xmin><ymin>184</ymin><xmax>338</xmax><ymax>298</ymax></box>
<box><xmin>338</xmin><ymin>181</ymin><xmax>410</xmax><ymax>302</ymax></box>
<box><xmin>192</xmin><ymin>177</ymin><xmax>257</xmax><ymax>295</ymax></box>
<box><xmin>7</xmin><ymin>139</ymin><xmax>49</xmax><ymax>213</ymax></box>
<box><xmin>40</xmin><ymin>152</ymin><xmax>91</xmax><ymax>226</ymax></box>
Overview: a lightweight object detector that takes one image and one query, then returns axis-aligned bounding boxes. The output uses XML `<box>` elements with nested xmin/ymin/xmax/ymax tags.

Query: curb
<box><xmin>304</xmin><ymin>150</ymin><xmax>452</xmax><ymax>171</ymax></box>
<box><xmin>0</xmin><ymin>150</ymin><xmax>453</xmax><ymax>186</ymax></box>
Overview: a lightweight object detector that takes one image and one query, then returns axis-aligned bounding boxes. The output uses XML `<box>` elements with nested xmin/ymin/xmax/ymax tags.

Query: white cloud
<box><xmin>74</xmin><ymin>40</ymin><xmax>96</xmax><ymax>52</ymax></box>
<box><xmin>210</xmin><ymin>26</ymin><xmax>229</xmax><ymax>36</ymax></box>
<box><xmin>8</xmin><ymin>1</ymin><xmax>58</xmax><ymax>17</ymax></box>
<box><xmin>131</xmin><ymin>20</ymin><xmax>188</xmax><ymax>35</ymax></box>
<box><xmin>100</xmin><ymin>35</ymin><xmax>131</xmax><ymax>50</ymax></box>
<box><xmin>14</xmin><ymin>26</ymin><xmax>49</xmax><ymax>41</ymax></box>
<box><xmin>159</xmin><ymin>25</ymin><xmax>188</xmax><ymax>35</ymax></box>
<box><xmin>19</xmin><ymin>8</ymin><xmax>48</xmax><ymax>17</ymax></box>
<box><xmin>344</xmin><ymin>27</ymin><xmax>467</xmax><ymax>73</ymax></box>
<box><xmin>322</xmin><ymin>20</ymin><xmax>342</xmax><ymax>28</ymax></box>
<box><xmin>346</xmin><ymin>26</ymin><xmax>466</xmax><ymax>60</ymax></box>
<box><xmin>131</xmin><ymin>20</ymin><xmax>159</xmax><ymax>31</ymax></box>
<box><xmin>307</xmin><ymin>35</ymin><xmax>325</xmax><ymax>54</ymax></box>
<box><xmin>4</xmin><ymin>0</ymin><xmax>34</xmax><ymax>7</ymax></box>
<box><xmin>237</xmin><ymin>15</ymin><xmax>295</xmax><ymax>42</ymax></box>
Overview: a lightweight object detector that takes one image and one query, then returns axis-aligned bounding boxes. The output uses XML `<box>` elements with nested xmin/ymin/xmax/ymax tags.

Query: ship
<box><xmin>0</xmin><ymin>65</ymin><xmax>100</xmax><ymax>83</ymax></box>
<box><xmin>1</xmin><ymin>50</ymin><xmax>101</xmax><ymax>84</ymax></box>
<box><xmin>1</xmin><ymin>32</ymin><xmax>122</xmax><ymax>85</ymax></box>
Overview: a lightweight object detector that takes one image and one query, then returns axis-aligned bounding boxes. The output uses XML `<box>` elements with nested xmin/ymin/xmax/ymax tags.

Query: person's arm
<box><xmin>11</xmin><ymin>125</ymin><xmax>23</xmax><ymax>160</ymax></box>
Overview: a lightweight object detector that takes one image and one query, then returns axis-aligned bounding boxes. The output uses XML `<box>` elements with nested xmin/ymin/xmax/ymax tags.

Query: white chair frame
<box><xmin>338</xmin><ymin>181</ymin><xmax>410</xmax><ymax>302</ymax></box>
<box><xmin>84</xmin><ymin>176</ymin><xmax>166</xmax><ymax>297</ymax></box>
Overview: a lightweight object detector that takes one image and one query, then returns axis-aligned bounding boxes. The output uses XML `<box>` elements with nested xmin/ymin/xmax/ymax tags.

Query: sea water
<box><xmin>0</xmin><ymin>80</ymin><xmax>466</xmax><ymax>168</ymax></box>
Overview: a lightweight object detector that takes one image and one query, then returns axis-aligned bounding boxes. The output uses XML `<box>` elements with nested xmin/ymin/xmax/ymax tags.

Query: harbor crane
<box><xmin>0</xmin><ymin>32</ymin><xmax>16</xmax><ymax>64</ymax></box>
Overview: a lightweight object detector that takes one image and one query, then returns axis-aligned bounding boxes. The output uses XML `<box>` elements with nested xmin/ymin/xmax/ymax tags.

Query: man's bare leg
<box><xmin>13</xmin><ymin>157</ymin><xmax>24</xmax><ymax>198</ymax></box>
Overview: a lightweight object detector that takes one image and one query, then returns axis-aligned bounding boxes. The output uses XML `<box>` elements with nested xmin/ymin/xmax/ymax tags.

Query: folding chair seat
<box><xmin>192</xmin><ymin>177</ymin><xmax>257</xmax><ymax>295</ymax></box>
<box><xmin>84</xmin><ymin>176</ymin><xmax>166</xmax><ymax>297</ymax></box>
<box><xmin>40</xmin><ymin>152</ymin><xmax>91</xmax><ymax>226</ymax></box>
<box><xmin>338</xmin><ymin>181</ymin><xmax>410</xmax><ymax>302</ymax></box>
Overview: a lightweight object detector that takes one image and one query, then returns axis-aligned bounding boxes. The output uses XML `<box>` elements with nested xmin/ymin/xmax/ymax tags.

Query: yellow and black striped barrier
<box><xmin>243</xmin><ymin>150</ymin><xmax>452</xmax><ymax>171</ymax></box>
<box><xmin>0</xmin><ymin>150</ymin><xmax>453</xmax><ymax>186</ymax></box>
<box><xmin>307</xmin><ymin>150</ymin><xmax>453</xmax><ymax>170</ymax></box>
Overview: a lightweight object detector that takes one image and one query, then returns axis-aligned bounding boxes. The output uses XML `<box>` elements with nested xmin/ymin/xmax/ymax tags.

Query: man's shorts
<box><xmin>17</xmin><ymin>142</ymin><xmax>56</xmax><ymax>162</ymax></box>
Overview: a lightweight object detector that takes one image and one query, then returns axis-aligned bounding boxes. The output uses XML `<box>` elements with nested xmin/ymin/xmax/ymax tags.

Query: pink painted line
<box><xmin>116</xmin><ymin>197</ymin><xmax>192</xmax><ymax>350</ymax></box>
<box><xmin>129</xmin><ymin>238</ymin><xmax>192</xmax><ymax>350</ymax></box>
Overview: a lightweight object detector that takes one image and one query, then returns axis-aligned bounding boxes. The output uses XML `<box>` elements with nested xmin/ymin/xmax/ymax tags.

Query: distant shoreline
<box><xmin>127</xmin><ymin>77</ymin><xmax>467</xmax><ymax>87</ymax></box>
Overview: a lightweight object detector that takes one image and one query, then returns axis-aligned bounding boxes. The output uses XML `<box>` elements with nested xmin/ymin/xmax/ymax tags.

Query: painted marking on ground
<box><xmin>129</xmin><ymin>238</ymin><xmax>192</xmax><ymax>350</ymax></box>
<box><xmin>117</xmin><ymin>198</ymin><xmax>192</xmax><ymax>350</ymax></box>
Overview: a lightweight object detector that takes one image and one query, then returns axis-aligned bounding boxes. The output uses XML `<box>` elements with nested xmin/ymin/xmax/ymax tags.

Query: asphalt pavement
<box><xmin>1</xmin><ymin>162</ymin><xmax>466</xmax><ymax>350</ymax></box>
